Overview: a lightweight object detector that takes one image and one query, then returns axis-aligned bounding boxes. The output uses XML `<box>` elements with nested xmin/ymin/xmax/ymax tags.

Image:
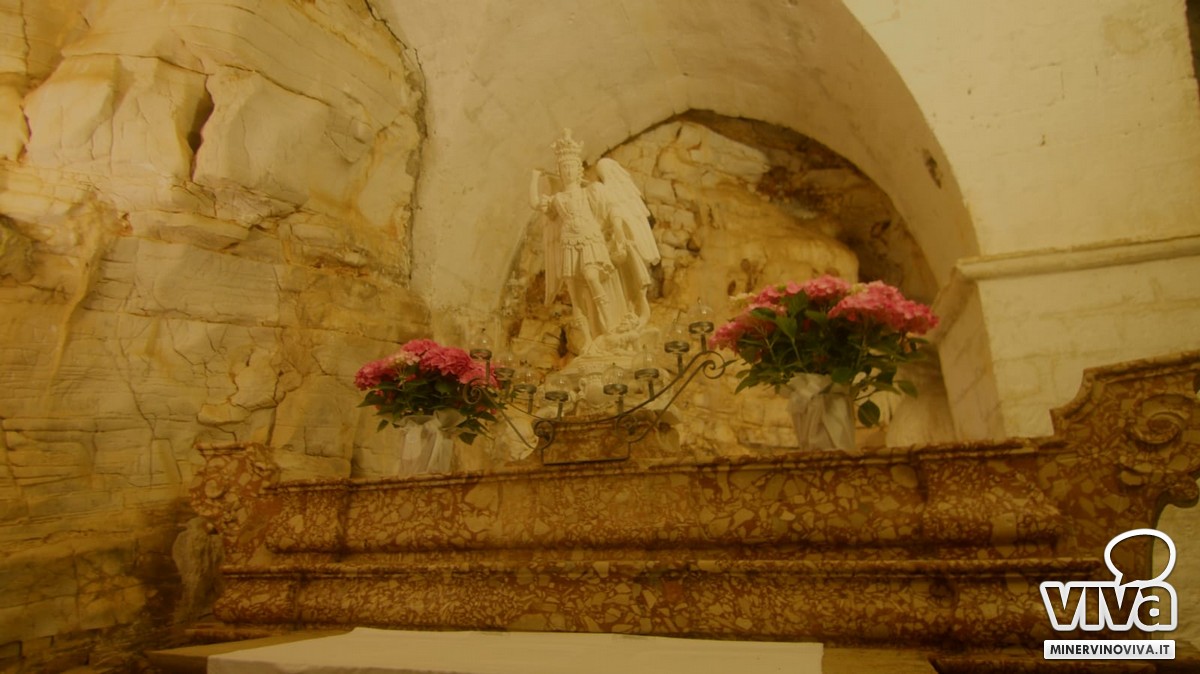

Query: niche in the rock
<box><xmin>498</xmin><ymin>112</ymin><xmax>952</xmax><ymax>461</ymax></box>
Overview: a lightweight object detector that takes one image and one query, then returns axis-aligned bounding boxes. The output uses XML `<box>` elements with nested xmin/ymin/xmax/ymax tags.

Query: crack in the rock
<box><xmin>109</xmin><ymin>315</ymin><xmax>162</xmax><ymax>486</ymax></box>
<box><xmin>212</xmin><ymin>62</ymin><xmax>339</xmax><ymax>113</ymax></box>
<box><xmin>362</xmin><ymin>0</ymin><xmax>403</xmax><ymax>47</ymax></box>
<box><xmin>362</xmin><ymin>0</ymin><xmax>427</xmax><ymax>286</ymax></box>
<box><xmin>187</xmin><ymin>82</ymin><xmax>215</xmax><ymax>179</ymax></box>
<box><xmin>17</xmin><ymin>0</ymin><xmax>31</xmax><ymax>75</ymax></box>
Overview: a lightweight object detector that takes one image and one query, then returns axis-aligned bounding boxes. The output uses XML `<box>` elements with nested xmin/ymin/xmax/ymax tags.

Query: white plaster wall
<box><xmin>846</xmin><ymin>0</ymin><xmax>1200</xmax><ymax>256</ymax></box>
<box><xmin>843</xmin><ymin>0</ymin><xmax>1200</xmax><ymax>439</ymax></box>
<box><xmin>931</xmin><ymin>286</ymin><xmax>1004</xmax><ymax>439</ymax></box>
<box><xmin>933</xmin><ymin>241</ymin><xmax>1200</xmax><ymax>440</ymax></box>
<box><xmin>979</xmin><ymin>248</ymin><xmax>1200</xmax><ymax>437</ymax></box>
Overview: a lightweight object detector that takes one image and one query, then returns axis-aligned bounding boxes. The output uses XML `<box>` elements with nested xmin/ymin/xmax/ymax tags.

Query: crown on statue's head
<box><xmin>553</xmin><ymin>129</ymin><xmax>583</xmax><ymax>164</ymax></box>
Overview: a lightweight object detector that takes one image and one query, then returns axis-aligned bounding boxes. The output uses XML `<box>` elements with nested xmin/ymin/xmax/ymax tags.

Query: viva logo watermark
<box><xmin>1040</xmin><ymin>528</ymin><xmax>1176</xmax><ymax>660</ymax></box>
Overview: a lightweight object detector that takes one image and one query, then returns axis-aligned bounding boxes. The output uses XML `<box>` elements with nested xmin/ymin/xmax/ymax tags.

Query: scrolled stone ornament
<box><xmin>1122</xmin><ymin>393</ymin><xmax>1194</xmax><ymax>446</ymax></box>
<box><xmin>1115</xmin><ymin>392</ymin><xmax>1198</xmax><ymax>496</ymax></box>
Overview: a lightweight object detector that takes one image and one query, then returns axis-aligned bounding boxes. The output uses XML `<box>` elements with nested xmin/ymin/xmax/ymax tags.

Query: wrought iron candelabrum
<box><xmin>465</xmin><ymin>311</ymin><xmax>734</xmax><ymax>464</ymax></box>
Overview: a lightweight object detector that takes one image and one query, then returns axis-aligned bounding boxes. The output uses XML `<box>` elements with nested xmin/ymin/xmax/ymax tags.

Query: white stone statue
<box><xmin>531</xmin><ymin>129</ymin><xmax>659</xmax><ymax>351</ymax></box>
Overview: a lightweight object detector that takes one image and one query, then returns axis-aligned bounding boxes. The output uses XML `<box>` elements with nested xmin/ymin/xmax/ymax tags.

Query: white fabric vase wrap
<box><xmin>398</xmin><ymin>409</ymin><xmax>464</xmax><ymax>474</ymax></box>
<box><xmin>786</xmin><ymin>373</ymin><xmax>856</xmax><ymax>452</ymax></box>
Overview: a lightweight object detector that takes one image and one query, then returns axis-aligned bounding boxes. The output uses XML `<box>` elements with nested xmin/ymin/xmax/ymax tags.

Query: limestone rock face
<box><xmin>0</xmin><ymin>1</ymin><xmax>428</xmax><ymax>670</ymax></box>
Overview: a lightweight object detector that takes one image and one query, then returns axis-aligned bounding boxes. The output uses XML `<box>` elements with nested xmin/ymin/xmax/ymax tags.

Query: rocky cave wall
<box><xmin>0</xmin><ymin>1</ymin><xmax>429</xmax><ymax>670</ymax></box>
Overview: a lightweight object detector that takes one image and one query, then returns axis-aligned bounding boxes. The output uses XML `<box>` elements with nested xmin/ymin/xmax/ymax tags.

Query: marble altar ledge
<box><xmin>204</xmin><ymin>627</ymin><xmax>826</xmax><ymax>674</ymax></box>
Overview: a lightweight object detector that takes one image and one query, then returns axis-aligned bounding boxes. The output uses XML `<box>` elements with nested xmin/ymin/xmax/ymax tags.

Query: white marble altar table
<box><xmin>207</xmin><ymin>627</ymin><xmax>824</xmax><ymax>674</ymax></box>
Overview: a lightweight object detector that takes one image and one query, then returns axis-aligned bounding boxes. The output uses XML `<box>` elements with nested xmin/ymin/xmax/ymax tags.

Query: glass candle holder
<box><xmin>469</xmin><ymin>329</ymin><xmax>494</xmax><ymax>362</ymax></box>
<box><xmin>493</xmin><ymin>353</ymin><xmax>516</xmax><ymax>384</ymax></box>
<box><xmin>544</xmin><ymin>373</ymin><xmax>571</xmax><ymax>418</ymax></box>
<box><xmin>633</xmin><ymin>349</ymin><xmax>660</xmax><ymax>399</ymax></box>
<box><xmin>513</xmin><ymin>367</ymin><xmax>538</xmax><ymax>413</ymax></box>
<box><xmin>664</xmin><ymin>322</ymin><xmax>690</xmax><ymax>374</ymax></box>
<box><xmin>688</xmin><ymin>298</ymin><xmax>715</xmax><ymax>339</ymax></box>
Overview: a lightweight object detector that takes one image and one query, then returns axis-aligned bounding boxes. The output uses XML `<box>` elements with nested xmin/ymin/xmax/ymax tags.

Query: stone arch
<box><xmin>499</xmin><ymin>111</ymin><xmax>955</xmax><ymax>452</ymax></box>
<box><xmin>378</xmin><ymin>0</ymin><xmax>976</xmax><ymax>337</ymax></box>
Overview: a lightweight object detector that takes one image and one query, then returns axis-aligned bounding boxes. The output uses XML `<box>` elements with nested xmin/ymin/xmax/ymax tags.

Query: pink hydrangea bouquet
<box><xmin>710</xmin><ymin>276</ymin><xmax>939</xmax><ymax>426</ymax></box>
<box><xmin>355</xmin><ymin>339</ymin><xmax>500</xmax><ymax>444</ymax></box>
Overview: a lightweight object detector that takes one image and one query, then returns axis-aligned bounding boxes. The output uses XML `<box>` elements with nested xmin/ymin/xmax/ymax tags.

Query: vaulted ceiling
<box><xmin>370</xmin><ymin>0</ymin><xmax>976</xmax><ymax>320</ymax></box>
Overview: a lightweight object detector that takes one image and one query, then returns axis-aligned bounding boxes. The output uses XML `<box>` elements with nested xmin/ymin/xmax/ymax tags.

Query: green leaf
<box><xmin>786</xmin><ymin>293</ymin><xmax>807</xmax><ymax>315</ymax></box>
<box><xmin>830</xmin><ymin>367</ymin><xmax>856</xmax><ymax>385</ymax></box>
<box><xmin>896</xmin><ymin>379</ymin><xmax>918</xmax><ymax>397</ymax></box>
<box><xmin>870</xmin><ymin>381</ymin><xmax>899</xmax><ymax>395</ymax></box>
<box><xmin>735</xmin><ymin>377</ymin><xmax>758</xmax><ymax>393</ymax></box>
<box><xmin>857</xmin><ymin>399</ymin><xmax>881</xmax><ymax>427</ymax></box>
<box><xmin>777</xmin><ymin>316</ymin><xmax>798</xmax><ymax>339</ymax></box>
<box><xmin>376</xmin><ymin>418</ymin><xmax>389</xmax><ymax>432</ymax></box>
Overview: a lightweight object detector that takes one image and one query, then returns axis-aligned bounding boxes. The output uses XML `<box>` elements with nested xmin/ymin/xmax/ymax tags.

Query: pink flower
<box><xmin>357</xmin><ymin>337</ymin><xmax>501</xmax><ymax>444</ymax></box>
<box><xmin>827</xmin><ymin>281</ymin><xmax>938</xmax><ymax>334</ymax></box>
<box><xmin>355</xmin><ymin>357</ymin><xmax>397</xmax><ymax>390</ymax></box>
<box><xmin>800</xmin><ymin>275</ymin><xmax>852</xmax><ymax>303</ymax></box>
<box><xmin>711</xmin><ymin>276</ymin><xmax>938</xmax><ymax>405</ymax></box>
<box><xmin>456</xmin><ymin>361</ymin><xmax>498</xmax><ymax>386</ymax></box>
<box><xmin>746</xmin><ymin>298</ymin><xmax>786</xmax><ymax>314</ymax></box>
<box><xmin>355</xmin><ymin>348</ymin><xmax>422</xmax><ymax>390</ymax></box>
<box><xmin>753</xmin><ymin>284</ymin><xmax>785</xmax><ymax>305</ymax></box>
<box><xmin>892</xmin><ymin>301</ymin><xmax>939</xmax><ymax>334</ymax></box>
<box><xmin>828</xmin><ymin>282</ymin><xmax>893</xmax><ymax>323</ymax></box>
<box><xmin>401</xmin><ymin>339</ymin><xmax>439</xmax><ymax>357</ymax></box>
<box><xmin>710</xmin><ymin>320</ymin><xmax>747</xmax><ymax>350</ymax></box>
<box><xmin>418</xmin><ymin>344</ymin><xmax>475</xmax><ymax>378</ymax></box>
<box><xmin>710</xmin><ymin>311</ymin><xmax>778</xmax><ymax>353</ymax></box>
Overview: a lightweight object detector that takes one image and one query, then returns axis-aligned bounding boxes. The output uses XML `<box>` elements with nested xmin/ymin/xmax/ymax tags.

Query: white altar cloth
<box><xmin>207</xmin><ymin>627</ymin><xmax>824</xmax><ymax>674</ymax></box>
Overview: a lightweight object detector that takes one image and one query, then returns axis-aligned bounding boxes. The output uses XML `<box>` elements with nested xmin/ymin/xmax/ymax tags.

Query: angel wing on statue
<box><xmin>593</xmin><ymin>157</ymin><xmax>660</xmax><ymax>325</ymax></box>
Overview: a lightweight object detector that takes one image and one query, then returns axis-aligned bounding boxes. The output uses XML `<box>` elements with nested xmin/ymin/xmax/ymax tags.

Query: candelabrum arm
<box><xmin>480</xmin><ymin>347</ymin><xmax>733</xmax><ymax>453</ymax></box>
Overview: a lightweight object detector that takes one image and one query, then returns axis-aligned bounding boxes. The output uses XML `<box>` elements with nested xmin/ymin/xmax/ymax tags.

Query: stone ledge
<box><xmin>149</xmin><ymin>629</ymin><xmax>935</xmax><ymax>674</ymax></box>
<box><xmin>146</xmin><ymin>630</ymin><xmax>350</xmax><ymax>674</ymax></box>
